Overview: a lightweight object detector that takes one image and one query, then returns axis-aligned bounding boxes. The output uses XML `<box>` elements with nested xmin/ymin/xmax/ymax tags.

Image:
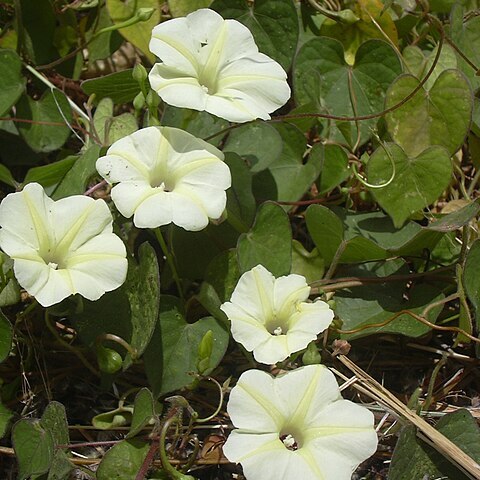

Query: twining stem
<box><xmin>44</xmin><ymin>311</ymin><xmax>99</xmax><ymax>377</ymax></box>
<box><xmin>423</xmin><ymin>353</ymin><xmax>448</xmax><ymax>411</ymax></box>
<box><xmin>159</xmin><ymin>417</ymin><xmax>195</xmax><ymax>480</ymax></box>
<box><xmin>154</xmin><ymin>228</ymin><xmax>185</xmax><ymax>302</ymax></box>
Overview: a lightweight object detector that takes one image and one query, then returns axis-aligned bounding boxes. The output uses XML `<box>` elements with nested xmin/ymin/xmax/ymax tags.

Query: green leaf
<box><xmin>92</xmin><ymin>407</ymin><xmax>133</xmax><ymax>430</ymax></box>
<box><xmin>108</xmin><ymin>112</ymin><xmax>138</xmax><ymax>144</ymax></box>
<box><xmin>86</xmin><ymin>3</ymin><xmax>123</xmax><ymax>64</ymax></box>
<box><xmin>168</xmin><ymin>0</ymin><xmax>212</xmax><ymax>16</ymax></box>
<box><xmin>237</xmin><ymin>202</ymin><xmax>292</xmax><ymax>277</ymax></box>
<box><xmin>253</xmin><ymin>123</ymin><xmax>321</xmax><ymax>205</ymax></box>
<box><xmin>47</xmin><ymin>450</ymin><xmax>74</xmax><ymax>480</ymax></box>
<box><xmin>204</xmin><ymin>249</ymin><xmax>240</xmax><ymax>303</ymax></box>
<box><xmin>291</xmin><ymin>240</ymin><xmax>324</xmax><ymax>284</ymax></box>
<box><xmin>423</xmin><ymin>44</ymin><xmax>458</xmax><ymax>91</ymax></box>
<box><xmin>367</xmin><ymin>143</ymin><xmax>453</xmax><ymax>227</ymax></box>
<box><xmin>16</xmin><ymin>90</ymin><xmax>73</xmax><ymax>153</ymax></box>
<box><xmin>97</xmin><ymin>439</ymin><xmax>150</xmax><ymax>480</ymax></box>
<box><xmin>336</xmin><ymin>260</ymin><xmax>445</xmax><ymax>339</ymax></box>
<box><xmin>463</xmin><ymin>239</ymin><xmax>480</xmax><ymax>317</ymax></box>
<box><xmin>223</xmin><ymin>121</ymin><xmax>283</xmax><ymax>173</ymax></box>
<box><xmin>196</xmin><ymin>281</ymin><xmax>227</xmax><ymax>322</ymax></box>
<box><xmin>450</xmin><ymin>6</ymin><xmax>480</xmax><ymax>92</ymax></box>
<box><xmin>294</xmin><ymin>38</ymin><xmax>402</xmax><ymax>146</ymax></box>
<box><xmin>0</xmin><ymin>310</ymin><xmax>12</xmax><ymax>363</ymax></box>
<box><xmin>52</xmin><ymin>145</ymin><xmax>101</xmax><ymax>199</ymax></box>
<box><xmin>385</xmin><ymin>70</ymin><xmax>473</xmax><ymax>157</ymax></box>
<box><xmin>144</xmin><ymin>296</ymin><xmax>229</xmax><ymax>395</ymax></box>
<box><xmin>172</xmin><ymin>222</ymin><xmax>238</xmax><ymax>280</ymax></box>
<box><xmin>305</xmin><ymin>204</ymin><xmax>344</xmax><ymax>266</ymax></box>
<box><xmin>82</xmin><ymin>70</ymin><xmax>141</xmax><ymax>105</ymax></box>
<box><xmin>20</xmin><ymin>0</ymin><xmax>58</xmax><ymax>64</ymax></box>
<box><xmin>334</xmin><ymin>208</ymin><xmax>443</xmax><ymax>256</ymax></box>
<box><xmin>315</xmin><ymin>143</ymin><xmax>350</xmax><ymax>194</ymax></box>
<box><xmin>0</xmin><ymin>49</ymin><xmax>26</xmax><ymax>115</ymax></box>
<box><xmin>0</xmin><ymin>402</ymin><xmax>14</xmax><ymax>439</ymax></box>
<box><xmin>73</xmin><ymin>243</ymin><xmax>159</xmax><ymax>369</ymax></box>
<box><xmin>389</xmin><ymin>410</ymin><xmax>480</xmax><ymax>480</ymax></box>
<box><xmin>123</xmin><ymin>242</ymin><xmax>160</xmax><ymax>368</ymax></box>
<box><xmin>318</xmin><ymin>0</ymin><xmax>398</xmax><ymax>66</ymax></box>
<box><xmin>40</xmin><ymin>402</ymin><xmax>69</xmax><ymax>447</ymax></box>
<box><xmin>225</xmin><ymin>152</ymin><xmax>255</xmax><ymax>231</ymax></box>
<box><xmin>24</xmin><ymin>156</ymin><xmax>77</xmax><ymax>188</ymax></box>
<box><xmin>427</xmin><ymin>201</ymin><xmax>480</xmax><ymax>232</ymax></box>
<box><xmin>0</xmin><ymin>163</ymin><xmax>17</xmax><ymax>187</ymax></box>
<box><xmin>106</xmin><ymin>0</ymin><xmax>161</xmax><ymax>63</ymax></box>
<box><xmin>0</xmin><ymin>251</ymin><xmax>21</xmax><ymax>307</ymax></box>
<box><xmin>126</xmin><ymin>388</ymin><xmax>156</xmax><ymax>439</ymax></box>
<box><xmin>402</xmin><ymin>45</ymin><xmax>426</xmax><ymax>79</ymax></box>
<box><xmin>211</xmin><ymin>0</ymin><xmax>299</xmax><ymax>70</ymax></box>
<box><xmin>161</xmin><ymin>105</ymin><xmax>229</xmax><ymax>147</ymax></box>
<box><xmin>13</xmin><ymin>419</ymin><xmax>54</xmax><ymax>480</ymax></box>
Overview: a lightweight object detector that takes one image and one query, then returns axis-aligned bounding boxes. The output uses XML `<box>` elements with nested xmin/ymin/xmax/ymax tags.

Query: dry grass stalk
<box><xmin>337</xmin><ymin>355</ymin><xmax>480</xmax><ymax>480</ymax></box>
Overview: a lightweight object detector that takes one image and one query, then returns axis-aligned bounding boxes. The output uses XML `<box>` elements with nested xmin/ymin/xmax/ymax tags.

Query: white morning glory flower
<box><xmin>220</xmin><ymin>265</ymin><xmax>334</xmax><ymax>364</ymax></box>
<box><xmin>96</xmin><ymin>126</ymin><xmax>231</xmax><ymax>231</ymax></box>
<box><xmin>148</xmin><ymin>8</ymin><xmax>291</xmax><ymax>123</ymax></box>
<box><xmin>0</xmin><ymin>183</ymin><xmax>128</xmax><ymax>307</ymax></box>
<box><xmin>223</xmin><ymin>365</ymin><xmax>378</xmax><ymax>480</ymax></box>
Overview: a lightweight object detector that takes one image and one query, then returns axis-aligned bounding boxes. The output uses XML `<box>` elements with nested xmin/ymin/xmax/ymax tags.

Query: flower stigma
<box><xmin>280</xmin><ymin>433</ymin><xmax>298</xmax><ymax>451</ymax></box>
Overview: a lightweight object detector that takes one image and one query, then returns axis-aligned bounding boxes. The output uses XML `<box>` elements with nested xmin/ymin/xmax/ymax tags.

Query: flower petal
<box><xmin>65</xmin><ymin>233</ymin><xmax>128</xmax><ymax>298</ymax></box>
<box><xmin>0</xmin><ymin>183</ymin><xmax>53</xmax><ymax>252</ymax></box>
<box><xmin>110</xmin><ymin>182</ymin><xmax>155</xmax><ymax>219</ymax></box>
<box><xmin>132</xmin><ymin>190</ymin><xmax>209</xmax><ymax>231</ymax></box>
<box><xmin>13</xmin><ymin>260</ymin><xmax>73</xmax><ymax>307</ymax></box>
<box><xmin>223</xmin><ymin>305</ymin><xmax>272</xmax><ymax>352</ymax></box>
<box><xmin>237</xmin><ymin>447</ymin><xmax>328</xmax><ymax>480</ymax></box>
<box><xmin>250</xmin><ymin>335</ymin><xmax>292</xmax><ymax>365</ymax></box>
<box><xmin>227</xmin><ymin>264</ymin><xmax>275</xmax><ymax>323</ymax></box>
<box><xmin>273</xmin><ymin>274</ymin><xmax>310</xmax><ymax>319</ymax></box>
<box><xmin>275</xmin><ymin>365</ymin><xmax>342</xmax><ymax>424</ymax></box>
<box><xmin>52</xmin><ymin>196</ymin><xmax>113</xmax><ymax>255</ymax></box>
<box><xmin>148</xmin><ymin>66</ymin><xmax>209</xmax><ymax>111</ymax></box>
<box><xmin>227</xmin><ymin>369</ymin><xmax>284</xmax><ymax>431</ymax></box>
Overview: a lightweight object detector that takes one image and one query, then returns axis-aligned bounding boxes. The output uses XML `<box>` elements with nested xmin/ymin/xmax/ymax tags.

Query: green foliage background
<box><xmin>1</xmin><ymin>0</ymin><xmax>480</xmax><ymax>479</ymax></box>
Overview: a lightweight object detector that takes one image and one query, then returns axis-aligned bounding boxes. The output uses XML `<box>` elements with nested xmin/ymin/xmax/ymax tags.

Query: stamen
<box><xmin>280</xmin><ymin>434</ymin><xmax>298</xmax><ymax>450</ymax></box>
<box><xmin>273</xmin><ymin>326</ymin><xmax>283</xmax><ymax>336</ymax></box>
<box><xmin>47</xmin><ymin>262</ymin><xmax>58</xmax><ymax>270</ymax></box>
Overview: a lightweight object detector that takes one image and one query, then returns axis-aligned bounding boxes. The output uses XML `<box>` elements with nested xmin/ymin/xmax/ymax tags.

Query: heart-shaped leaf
<box><xmin>385</xmin><ymin>69</ymin><xmax>473</xmax><ymax>157</ymax></box>
<box><xmin>168</xmin><ymin>0</ymin><xmax>212</xmax><ymax>17</ymax></box>
<box><xmin>389</xmin><ymin>410</ymin><xmax>480</xmax><ymax>480</ymax></box>
<box><xmin>237</xmin><ymin>202</ymin><xmax>292</xmax><ymax>277</ymax></box>
<box><xmin>252</xmin><ymin>123</ymin><xmax>321</xmax><ymax>205</ymax></box>
<box><xmin>97</xmin><ymin>439</ymin><xmax>150</xmax><ymax>480</ymax></box>
<box><xmin>450</xmin><ymin>5</ymin><xmax>480</xmax><ymax>91</ymax></box>
<box><xmin>336</xmin><ymin>260</ymin><xmax>445</xmax><ymax>339</ymax></box>
<box><xmin>294</xmin><ymin>38</ymin><xmax>402</xmax><ymax>146</ymax></box>
<box><xmin>223</xmin><ymin>121</ymin><xmax>283</xmax><ymax>173</ymax></box>
<box><xmin>367</xmin><ymin>143</ymin><xmax>453</xmax><ymax>227</ymax></box>
<box><xmin>0</xmin><ymin>49</ymin><xmax>25</xmax><ymax>116</ymax></box>
<box><xmin>106</xmin><ymin>0</ymin><xmax>161</xmax><ymax>63</ymax></box>
<box><xmin>211</xmin><ymin>0</ymin><xmax>298</xmax><ymax>70</ymax></box>
<box><xmin>16</xmin><ymin>90</ymin><xmax>73</xmax><ymax>153</ymax></box>
<box><xmin>13</xmin><ymin>419</ymin><xmax>54</xmax><ymax>480</ymax></box>
<box><xmin>144</xmin><ymin>296</ymin><xmax>229</xmax><ymax>395</ymax></box>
